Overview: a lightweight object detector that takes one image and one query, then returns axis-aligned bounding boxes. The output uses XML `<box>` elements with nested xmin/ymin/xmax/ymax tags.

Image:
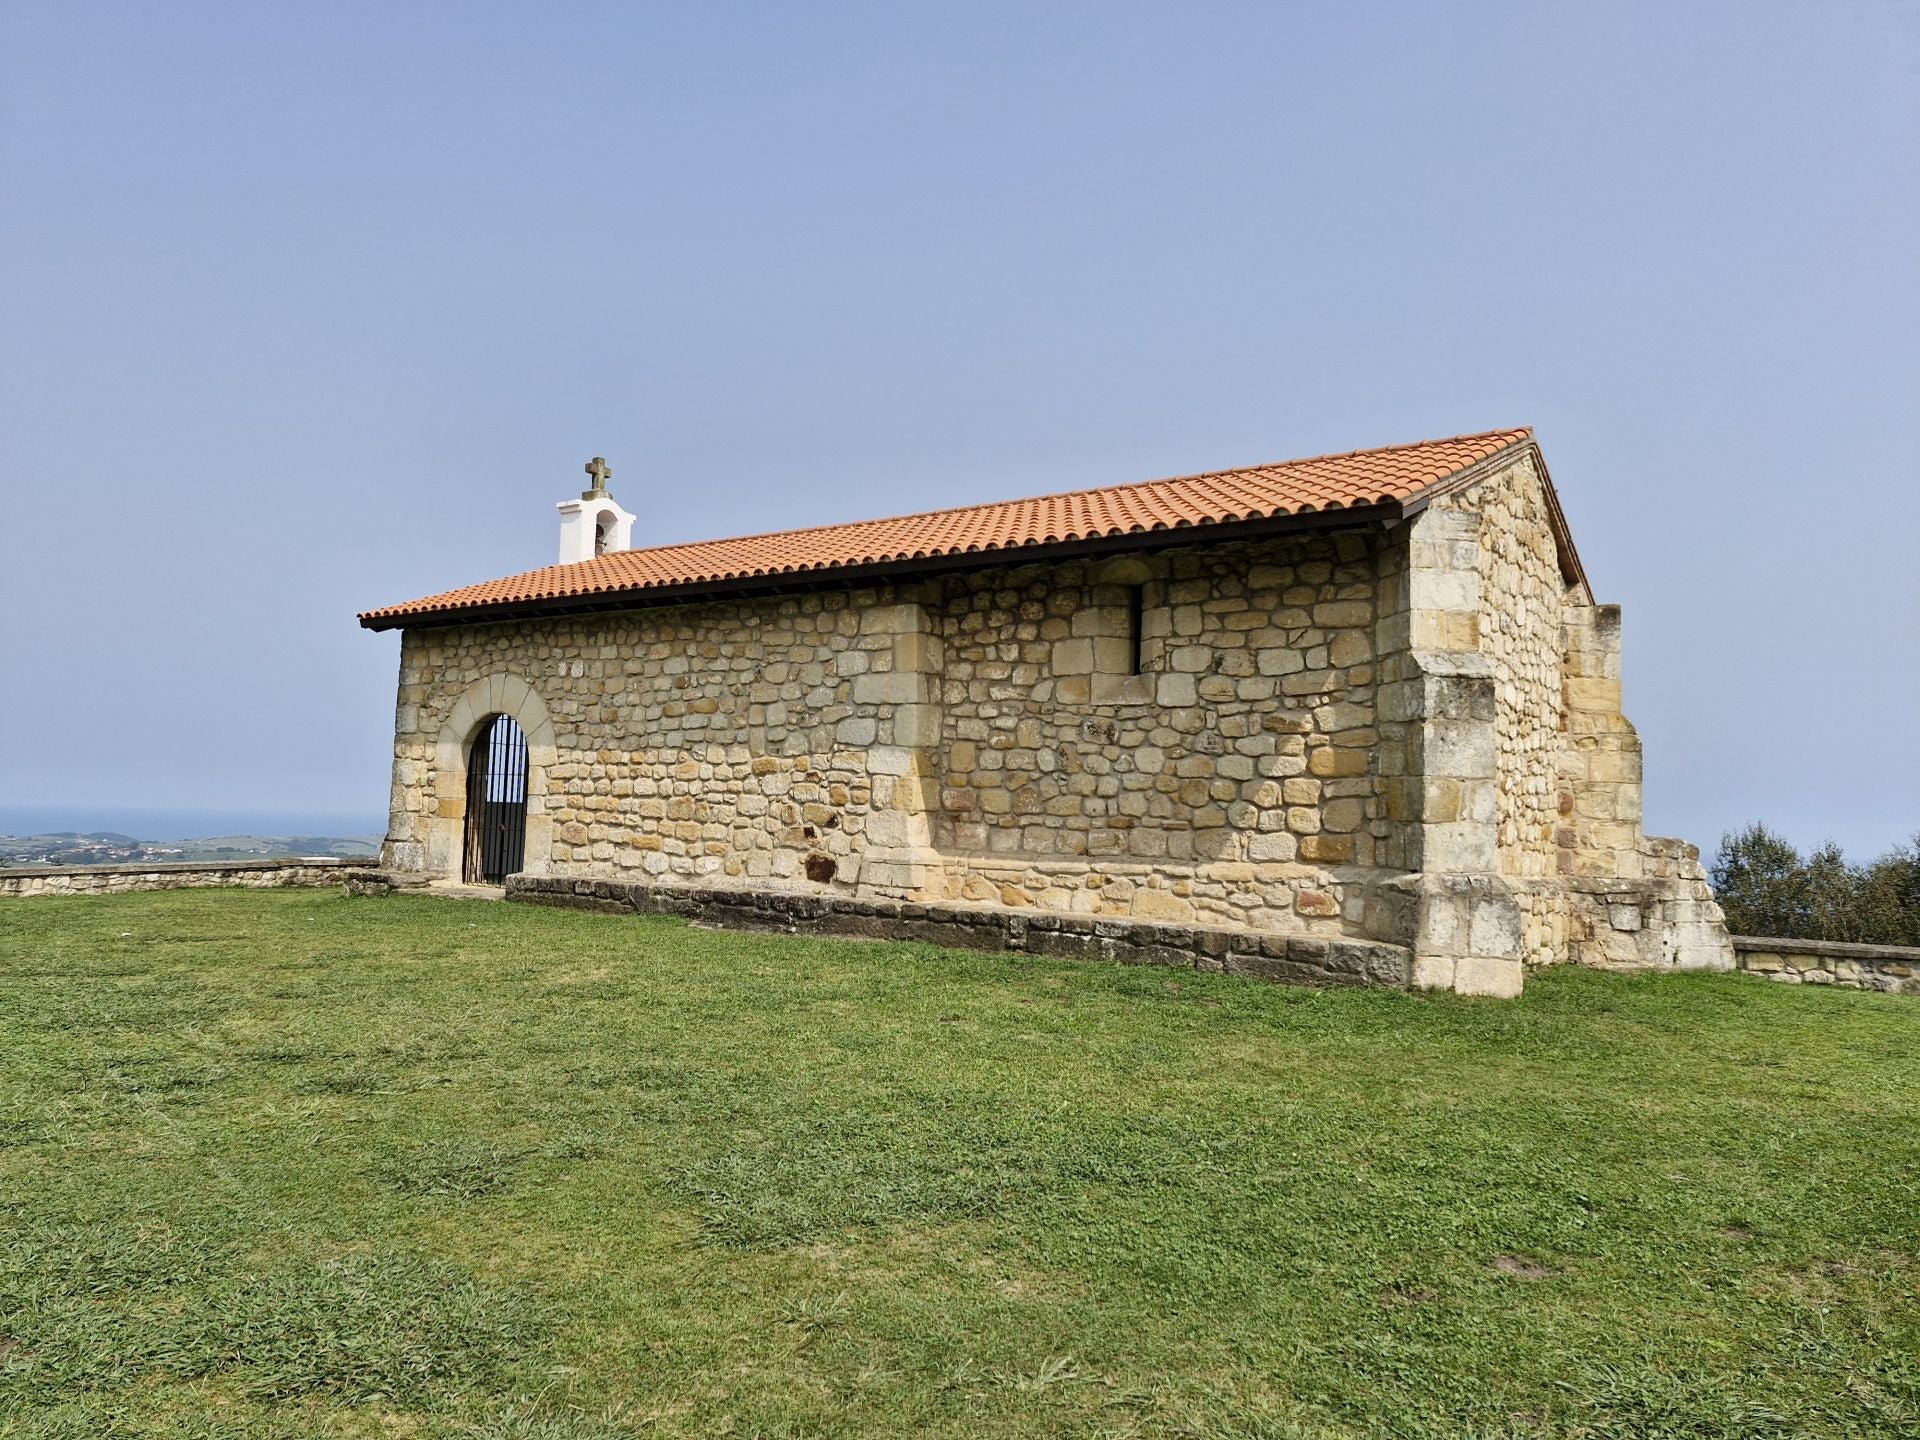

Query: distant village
<box><xmin>0</xmin><ymin>831</ymin><xmax>381</xmax><ymax>868</ymax></box>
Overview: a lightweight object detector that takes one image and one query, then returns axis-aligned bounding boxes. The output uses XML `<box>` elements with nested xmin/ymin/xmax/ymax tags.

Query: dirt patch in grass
<box><xmin>1491</xmin><ymin>1253</ymin><xmax>1558</xmax><ymax>1279</ymax></box>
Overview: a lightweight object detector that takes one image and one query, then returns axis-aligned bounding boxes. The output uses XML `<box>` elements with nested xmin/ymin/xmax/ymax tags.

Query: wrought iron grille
<box><xmin>463</xmin><ymin>714</ymin><xmax>529</xmax><ymax>883</ymax></box>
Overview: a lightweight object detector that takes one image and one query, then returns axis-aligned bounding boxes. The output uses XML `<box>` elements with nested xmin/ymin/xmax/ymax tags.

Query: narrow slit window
<box><xmin>1127</xmin><ymin>585</ymin><xmax>1145</xmax><ymax>675</ymax></box>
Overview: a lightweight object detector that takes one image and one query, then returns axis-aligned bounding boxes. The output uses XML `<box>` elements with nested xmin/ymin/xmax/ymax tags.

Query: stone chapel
<box><xmin>359</xmin><ymin>428</ymin><xmax>1733</xmax><ymax>996</ymax></box>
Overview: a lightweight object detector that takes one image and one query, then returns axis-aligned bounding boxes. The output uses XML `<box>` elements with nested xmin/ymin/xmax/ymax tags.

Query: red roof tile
<box><xmin>360</xmin><ymin>428</ymin><xmax>1534</xmax><ymax>629</ymax></box>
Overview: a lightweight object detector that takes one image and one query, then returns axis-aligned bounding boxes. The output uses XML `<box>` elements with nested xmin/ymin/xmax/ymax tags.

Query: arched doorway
<box><xmin>463</xmin><ymin>714</ymin><xmax>530</xmax><ymax>883</ymax></box>
<box><xmin>428</xmin><ymin>674</ymin><xmax>555</xmax><ymax>883</ymax></box>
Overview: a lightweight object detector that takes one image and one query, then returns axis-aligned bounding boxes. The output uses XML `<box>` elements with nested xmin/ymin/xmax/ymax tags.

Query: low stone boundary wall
<box><xmin>0</xmin><ymin>858</ymin><xmax>378</xmax><ymax>899</ymax></box>
<box><xmin>1732</xmin><ymin>936</ymin><xmax>1920</xmax><ymax>995</ymax></box>
<box><xmin>504</xmin><ymin>873</ymin><xmax>1414</xmax><ymax>988</ymax></box>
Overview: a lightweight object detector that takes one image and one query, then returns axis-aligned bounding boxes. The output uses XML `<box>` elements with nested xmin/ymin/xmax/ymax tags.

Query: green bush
<box><xmin>1711</xmin><ymin>824</ymin><xmax>1920</xmax><ymax>945</ymax></box>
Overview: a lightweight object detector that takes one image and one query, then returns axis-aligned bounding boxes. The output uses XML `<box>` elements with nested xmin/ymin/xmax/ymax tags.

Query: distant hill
<box><xmin>0</xmin><ymin>832</ymin><xmax>381</xmax><ymax>868</ymax></box>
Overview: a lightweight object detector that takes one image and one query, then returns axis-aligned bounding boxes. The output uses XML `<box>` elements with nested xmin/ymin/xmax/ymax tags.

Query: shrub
<box><xmin>1711</xmin><ymin>825</ymin><xmax>1920</xmax><ymax>946</ymax></box>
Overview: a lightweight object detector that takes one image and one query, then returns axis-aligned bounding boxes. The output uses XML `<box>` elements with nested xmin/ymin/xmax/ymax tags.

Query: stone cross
<box><xmin>583</xmin><ymin>456</ymin><xmax>613</xmax><ymax>497</ymax></box>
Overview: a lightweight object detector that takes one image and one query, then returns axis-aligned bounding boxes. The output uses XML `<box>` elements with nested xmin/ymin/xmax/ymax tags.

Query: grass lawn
<box><xmin>0</xmin><ymin>891</ymin><xmax>1915</xmax><ymax>1438</ymax></box>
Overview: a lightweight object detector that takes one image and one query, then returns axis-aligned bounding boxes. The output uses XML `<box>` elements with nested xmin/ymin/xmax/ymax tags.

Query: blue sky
<box><xmin>2</xmin><ymin>1</ymin><xmax>1915</xmax><ymax>855</ymax></box>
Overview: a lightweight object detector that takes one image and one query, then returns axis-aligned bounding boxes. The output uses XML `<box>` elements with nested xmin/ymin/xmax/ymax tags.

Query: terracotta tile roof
<box><xmin>360</xmin><ymin>427</ymin><xmax>1534</xmax><ymax>629</ymax></box>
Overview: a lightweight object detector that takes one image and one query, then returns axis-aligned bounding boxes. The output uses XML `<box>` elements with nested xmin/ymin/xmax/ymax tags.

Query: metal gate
<box><xmin>463</xmin><ymin>714</ymin><xmax>529</xmax><ymax>883</ymax></box>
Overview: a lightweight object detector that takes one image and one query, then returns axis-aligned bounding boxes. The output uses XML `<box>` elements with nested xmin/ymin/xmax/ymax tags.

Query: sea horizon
<box><xmin>0</xmin><ymin>804</ymin><xmax>385</xmax><ymax>843</ymax></box>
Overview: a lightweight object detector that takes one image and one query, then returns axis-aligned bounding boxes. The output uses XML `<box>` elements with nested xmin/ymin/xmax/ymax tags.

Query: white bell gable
<box><xmin>556</xmin><ymin>456</ymin><xmax>635</xmax><ymax>564</ymax></box>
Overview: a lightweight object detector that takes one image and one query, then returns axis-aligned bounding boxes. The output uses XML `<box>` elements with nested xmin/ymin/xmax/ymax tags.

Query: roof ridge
<box><xmin>608</xmin><ymin>426</ymin><xmax>1533</xmax><ymax>561</ymax></box>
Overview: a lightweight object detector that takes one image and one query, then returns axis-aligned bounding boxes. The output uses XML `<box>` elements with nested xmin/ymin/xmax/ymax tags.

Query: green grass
<box><xmin>0</xmin><ymin>890</ymin><xmax>1914</xmax><ymax>1438</ymax></box>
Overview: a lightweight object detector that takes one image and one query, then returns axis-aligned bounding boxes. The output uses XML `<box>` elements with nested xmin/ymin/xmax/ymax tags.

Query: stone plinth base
<box><xmin>504</xmin><ymin>873</ymin><xmax>1414</xmax><ymax>989</ymax></box>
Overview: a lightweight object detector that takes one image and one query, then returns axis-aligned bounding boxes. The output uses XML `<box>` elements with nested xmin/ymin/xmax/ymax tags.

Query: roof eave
<box><xmin>357</xmin><ymin>500</ymin><xmax>1407</xmax><ymax>632</ymax></box>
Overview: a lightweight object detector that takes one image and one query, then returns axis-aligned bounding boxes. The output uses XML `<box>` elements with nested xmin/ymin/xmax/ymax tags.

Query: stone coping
<box><xmin>0</xmin><ymin>857</ymin><xmax>360</xmax><ymax>880</ymax></box>
<box><xmin>1730</xmin><ymin>934</ymin><xmax>1917</xmax><ymax>995</ymax></box>
<box><xmin>501</xmin><ymin>872</ymin><xmax>1413</xmax><ymax>989</ymax></box>
<box><xmin>1731</xmin><ymin>935</ymin><xmax>1920</xmax><ymax>962</ymax></box>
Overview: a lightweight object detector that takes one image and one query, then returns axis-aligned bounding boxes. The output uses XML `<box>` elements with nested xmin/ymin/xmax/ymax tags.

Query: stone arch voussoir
<box><xmin>427</xmin><ymin>672</ymin><xmax>558</xmax><ymax>879</ymax></box>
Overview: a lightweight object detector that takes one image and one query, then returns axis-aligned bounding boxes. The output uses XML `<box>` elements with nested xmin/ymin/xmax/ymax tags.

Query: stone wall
<box><xmin>0</xmin><ymin>858</ymin><xmax>373</xmax><ymax>899</ymax></box>
<box><xmin>1558</xmin><ymin>603</ymin><xmax>1644</xmax><ymax>880</ymax></box>
<box><xmin>383</xmin><ymin>529</ymin><xmax>1401</xmax><ymax>936</ymax></box>
<box><xmin>1363</xmin><ymin>466</ymin><xmax>1537</xmax><ymax>996</ymax></box>
<box><xmin>1545</xmin><ymin>602</ymin><xmax>1732</xmax><ymax>972</ymax></box>
<box><xmin>1448</xmin><ymin>454</ymin><xmax>1569</xmax><ymax>882</ymax></box>
<box><xmin>1394</xmin><ymin>455</ymin><xmax>1610</xmax><ymax>974</ymax></box>
<box><xmin>923</xmin><ymin>532</ymin><xmax>1382</xmax><ymax>927</ymax></box>
<box><xmin>384</xmin><ymin>595</ymin><xmax>935</xmax><ymax>892</ymax></box>
<box><xmin>1732</xmin><ymin>936</ymin><xmax>1920</xmax><ymax>994</ymax></box>
<box><xmin>1357</xmin><ymin>451</ymin><xmax>1731</xmax><ymax>986</ymax></box>
<box><xmin>504</xmin><ymin>871</ymin><xmax>1413</xmax><ymax>988</ymax></box>
<box><xmin>1441</xmin><ymin>455</ymin><xmax>1582</xmax><ymax>969</ymax></box>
